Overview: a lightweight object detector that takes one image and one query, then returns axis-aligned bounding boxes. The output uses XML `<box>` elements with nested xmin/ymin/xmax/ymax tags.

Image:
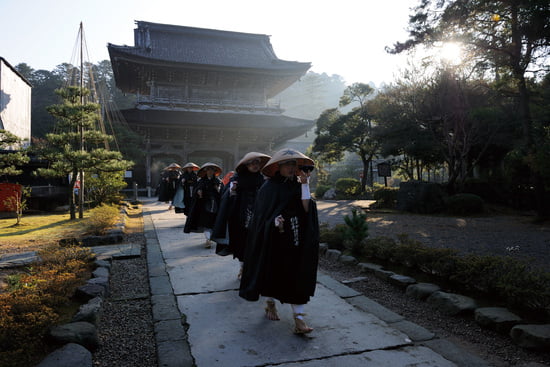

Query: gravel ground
<box><xmin>318</xmin><ymin>201</ymin><xmax>550</xmax><ymax>272</ymax></box>
<box><xmin>363</xmin><ymin>211</ymin><xmax>550</xmax><ymax>272</ymax></box>
<box><xmin>92</xmin><ymin>209</ymin><xmax>157</xmax><ymax>367</ymax></box>
<box><xmin>91</xmin><ymin>203</ymin><xmax>550</xmax><ymax>367</ymax></box>
<box><xmin>319</xmin><ymin>256</ymin><xmax>550</xmax><ymax>367</ymax></box>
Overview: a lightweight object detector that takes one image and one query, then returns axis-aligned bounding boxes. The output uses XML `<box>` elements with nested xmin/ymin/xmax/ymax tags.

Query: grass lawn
<box><xmin>0</xmin><ymin>212</ymin><xmax>91</xmax><ymax>255</ymax></box>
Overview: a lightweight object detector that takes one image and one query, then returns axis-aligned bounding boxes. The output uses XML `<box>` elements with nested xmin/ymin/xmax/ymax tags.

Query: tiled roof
<box><xmin>108</xmin><ymin>21</ymin><xmax>310</xmax><ymax>72</ymax></box>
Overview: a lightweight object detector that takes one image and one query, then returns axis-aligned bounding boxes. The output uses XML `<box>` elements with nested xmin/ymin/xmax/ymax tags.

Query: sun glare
<box><xmin>439</xmin><ymin>42</ymin><xmax>463</xmax><ymax>64</ymax></box>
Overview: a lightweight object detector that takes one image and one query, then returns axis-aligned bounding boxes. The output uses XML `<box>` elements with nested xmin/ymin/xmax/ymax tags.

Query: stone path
<box><xmin>141</xmin><ymin>197</ymin><xmax>491</xmax><ymax>367</ymax></box>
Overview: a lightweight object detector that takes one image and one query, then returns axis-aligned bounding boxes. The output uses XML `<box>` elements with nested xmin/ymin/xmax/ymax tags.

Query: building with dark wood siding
<box><xmin>108</xmin><ymin>21</ymin><xmax>312</xmax><ymax>192</ymax></box>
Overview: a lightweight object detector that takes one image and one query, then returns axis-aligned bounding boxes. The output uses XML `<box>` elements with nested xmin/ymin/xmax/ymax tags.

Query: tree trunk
<box><xmin>510</xmin><ymin>3</ymin><xmax>547</xmax><ymax>217</ymax></box>
<box><xmin>361</xmin><ymin>160</ymin><xmax>369</xmax><ymax>191</ymax></box>
<box><xmin>69</xmin><ymin>175</ymin><xmax>77</xmax><ymax>220</ymax></box>
<box><xmin>78</xmin><ymin>170</ymin><xmax>84</xmax><ymax>219</ymax></box>
<box><xmin>369</xmin><ymin>160</ymin><xmax>374</xmax><ymax>187</ymax></box>
<box><xmin>416</xmin><ymin>159</ymin><xmax>422</xmax><ymax>181</ymax></box>
<box><xmin>15</xmin><ymin>190</ymin><xmax>22</xmax><ymax>225</ymax></box>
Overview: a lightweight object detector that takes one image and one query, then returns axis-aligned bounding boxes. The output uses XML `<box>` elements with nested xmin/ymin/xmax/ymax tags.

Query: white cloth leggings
<box><xmin>266</xmin><ymin>297</ymin><xmax>305</xmax><ymax>319</ymax></box>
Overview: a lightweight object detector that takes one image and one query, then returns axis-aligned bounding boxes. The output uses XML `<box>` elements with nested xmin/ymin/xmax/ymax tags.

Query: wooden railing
<box><xmin>136</xmin><ymin>95</ymin><xmax>282</xmax><ymax>113</ymax></box>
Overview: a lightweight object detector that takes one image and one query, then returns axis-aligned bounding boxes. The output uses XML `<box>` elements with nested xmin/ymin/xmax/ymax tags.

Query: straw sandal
<box><xmin>293</xmin><ymin>313</ymin><xmax>313</xmax><ymax>334</ymax></box>
<box><xmin>264</xmin><ymin>300</ymin><xmax>280</xmax><ymax>321</ymax></box>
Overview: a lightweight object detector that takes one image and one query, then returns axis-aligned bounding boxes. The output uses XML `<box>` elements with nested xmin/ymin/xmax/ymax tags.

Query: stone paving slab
<box><xmin>151</xmin><ymin>294</ymin><xmax>182</xmax><ymax>322</ymax></box>
<box><xmin>176</xmin><ymin>285</ymin><xmax>411</xmax><ymax>367</ymax></box>
<box><xmin>391</xmin><ymin>320</ymin><xmax>435</xmax><ymax>342</ymax></box>
<box><xmin>421</xmin><ymin>339</ymin><xmax>491</xmax><ymax>367</ymax></box>
<box><xmin>0</xmin><ymin>251</ymin><xmax>38</xmax><ymax>268</ymax></box>
<box><xmin>166</xmin><ymin>254</ymin><xmax>241</xmax><ymax>295</ymax></box>
<box><xmin>150</xmin><ymin>275</ymin><xmax>175</xmax><ymax>296</ymax></box>
<box><xmin>88</xmin><ymin>243</ymin><xmax>141</xmax><ymax>259</ymax></box>
<box><xmin>268</xmin><ymin>346</ymin><xmax>457</xmax><ymax>367</ymax></box>
<box><xmin>316</xmin><ymin>271</ymin><xmax>362</xmax><ymax>298</ymax></box>
<box><xmin>346</xmin><ymin>295</ymin><xmax>406</xmax><ymax>323</ymax></box>
<box><xmin>156</xmin><ymin>339</ymin><xmax>193</xmax><ymax>367</ymax></box>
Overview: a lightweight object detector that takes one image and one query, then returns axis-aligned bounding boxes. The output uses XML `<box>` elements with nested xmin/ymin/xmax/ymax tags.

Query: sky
<box><xmin>0</xmin><ymin>0</ymin><xmax>415</xmax><ymax>87</ymax></box>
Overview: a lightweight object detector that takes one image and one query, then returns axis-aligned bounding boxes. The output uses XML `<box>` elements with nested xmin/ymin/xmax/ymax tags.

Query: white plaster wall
<box><xmin>0</xmin><ymin>59</ymin><xmax>31</xmax><ymax>148</ymax></box>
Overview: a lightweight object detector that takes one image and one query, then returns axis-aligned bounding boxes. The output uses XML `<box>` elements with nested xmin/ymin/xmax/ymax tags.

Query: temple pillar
<box><xmin>233</xmin><ymin>144</ymin><xmax>240</xmax><ymax>170</ymax></box>
<box><xmin>145</xmin><ymin>136</ymin><xmax>152</xmax><ymax>197</ymax></box>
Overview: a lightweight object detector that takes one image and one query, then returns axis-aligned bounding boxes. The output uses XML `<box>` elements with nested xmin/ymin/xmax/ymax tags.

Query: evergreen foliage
<box><xmin>387</xmin><ymin>0</ymin><xmax>550</xmax><ymax>215</ymax></box>
<box><xmin>343</xmin><ymin>208</ymin><xmax>369</xmax><ymax>257</ymax></box>
<box><xmin>85</xmin><ymin>203</ymin><xmax>121</xmax><ymax>235</ymax></box>
<box><xmin>85</xmin><ymin>171</ymin><xmax>127</xmax><ymax>205</ymax></box>
<box><xmin>335</xmin><ymin>177</ymin><xmax>362</xmax><ymax>197</ymax></box>
<box><xmin>0</xmin><ymin>129</ymin><xmax>30</xmax><ymax>179</ymax></box>
<box><xmin>319</xmin><ymin>223</ymin><xmax>347</xmax><ymax>251</ymax></box>
<box><xmin>34</xmin><ymin>86</ymin><xmax>133</xmax><ymax>219</ymax></box>
<box><xmin>0</xmin><ymin>130</ymin><xmax>31</xmax><ymax>223</ymax></box>
<box><xmin>321</xmin><ymin>222</ymin><xmax>550</xmax><ymax>317</ymax></box>
<box><xmin>446</xmin><ymin>193</ymin><xmax>485</xmax><ymax>215</ymax></box>
<box><xmin>312</xmin><ymin>83</ymin><xmax>379</xmax><ymax>191</ymax></box>
<box><xmin>314</xmin><ymin>183</ymin><xmax>331</xmax><ymax>199</ymax></box>
<box><xmin>372</xmin><ymin>186</ymin><xmax>398</xmax><ymax>209</ymax></box>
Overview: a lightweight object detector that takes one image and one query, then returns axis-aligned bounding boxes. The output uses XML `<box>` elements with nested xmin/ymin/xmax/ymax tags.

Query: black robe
<box><xmin>212</xmin><ymin>171</ymin><xmax>265</xmax><ymax>260</ymax></box>
<box><xmin>239</xmin><ymin>173</ymin><xmax>319</xmax><ymax>304</ymax></box>
<box><xmin>158</xmin><ymin>169</ymin><xmax>181</xmax><ymax>202</ymax></box>
<box><xmin>181</xmin><ymin>171</ymin><xmax>198</xmax><ymax>215</ymax></box>
<box><xmin>183</xmin><ymin>176</ymin><xmax>222</xmax><ymax>233</ymax></box>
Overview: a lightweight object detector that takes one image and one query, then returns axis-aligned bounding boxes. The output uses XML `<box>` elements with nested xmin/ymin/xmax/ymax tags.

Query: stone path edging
<box><xmin>330</xmin><ymin>249</ymin><xmax>550</xmax><ymax>352</ymax></box>
<box><xmin>143</xmin><ymin>207</ymin><xmax>194</xmax><ymax>367</ymax></box>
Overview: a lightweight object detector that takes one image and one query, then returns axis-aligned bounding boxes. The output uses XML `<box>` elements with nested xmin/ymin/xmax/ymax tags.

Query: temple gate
<box><xmin>108</xmin><ymin>21</ymin><xmax>312</xmax><ymax>193</ymax></box>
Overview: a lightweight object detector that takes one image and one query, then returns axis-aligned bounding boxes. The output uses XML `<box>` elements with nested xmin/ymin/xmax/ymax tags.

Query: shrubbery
<box><xmin>0</xmin><ymin>245</ymin><xmax>95</xmax><ymax>367</ymax></box>
<box><xmin>372</xmin><ymin>187</ymin><xmax>398</xmax><ymax>209</ymax></box>
<box><xmin>446</xmin><ymin>193</ymin><xmax>485</xmax><ymax>215</ymax></box>
<box><xmin>335</xmin><ymin>178</ymin><xmax>362</xmax><ymax>198</ymax></box>
<box><xmin>314</xmin><ymin>184</ymin><xmax>331</xmax><ymax>199</ymax></box>
<box><xmin>343</xmin><ymin>208</ymin><xmax>368</xmax><ymax>258</ymax></box>
<box><xmin>86</xmin><ymin>203</ymin><xmax>121</xmax><ymax>235</ymax></box>
<box><xmin>396</xmin><ymin>181</ymin><xmax>447</xmax><ymax>214</ymax></box>
<box><xmin>322</xmin><ymin>222</ymin><xmax>550</xmax><ymax>318</ymax></box>
<box><xmin>319</xmin><ymin>223</ymin><xmax>347</xmax><ymax>251</ymax></box>
<box><xmin>85</xmin><ymin>171</ymin><xmax>127</xmax><ymax>205</ymax></box>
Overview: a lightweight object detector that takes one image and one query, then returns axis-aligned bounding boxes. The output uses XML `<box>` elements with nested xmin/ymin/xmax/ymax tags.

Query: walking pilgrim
<box><xmin>212</xmin><ymin>152</ymin><xmax>271</xmax><ymax>278</ymax></box>
<box><xmin>183</xmin><ymin>162</ymin><xmax>223</xmax><ymax>248</ymax></box>
<box><xmin>239</xmin><ymin>148</ymin><xmax>319</xmax><ymax>334</ymax></box>
<box><xmin>157</xmin><ymin>163</ymin><xmax>182</xmax><ymax>210</ymax></box>
<box><xmin>179</xmin><ymin>162</ymin><xmax>200</xmax><ymax>215</ymax></box>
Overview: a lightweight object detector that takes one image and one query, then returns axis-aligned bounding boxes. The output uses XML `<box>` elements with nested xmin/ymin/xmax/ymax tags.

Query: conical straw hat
<box><xmin>164</xmin><ymin>163</ymin><xmax>182</xmax><ymax>170</ymax></box>
<box><xmin>235</xmin><ymin>152</ymin><xmax>271</xmax><ymax>173</ymax></box>
<box><xmin>197</xmin><ymin>162</ymin><xmax>222</xmax><ymax>177</ymax></box>
<box><xmin>182</xmin><ymin>162</ymin><xmax>200</xmax><ymax>171</ymax></box>
<box><xmin>262</xmin><ymin>148</ymin><xmax>314</xmax><ymax>177</ymax></box>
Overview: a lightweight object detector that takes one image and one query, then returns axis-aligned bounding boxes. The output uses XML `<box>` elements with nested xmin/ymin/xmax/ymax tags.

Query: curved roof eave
<box><xmin>120</xmin><ymin>108</ymin><xmax>314</xmax><ymax>129</ymax></box>
<box><xmin>108</xmin><ymin>44</ymin><xmax>311</xmax><ymax>76</ymax></box>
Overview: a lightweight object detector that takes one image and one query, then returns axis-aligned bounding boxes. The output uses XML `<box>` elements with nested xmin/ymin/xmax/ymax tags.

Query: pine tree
<box><xmin>0</xmin><ymin>129</ymin><xmax>29</xmax><ymax>179</ymax></box>
<box><xmin>35</xmin><ymin>86</ymin><xmax>133</xmax><ymax>219</ymax></box>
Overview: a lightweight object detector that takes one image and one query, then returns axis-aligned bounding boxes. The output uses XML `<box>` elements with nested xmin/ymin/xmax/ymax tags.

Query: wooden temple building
<box><xmin>108</xmin><ymin>21</ymin><xmax>312</xmax><ymax>192</ymax></box>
